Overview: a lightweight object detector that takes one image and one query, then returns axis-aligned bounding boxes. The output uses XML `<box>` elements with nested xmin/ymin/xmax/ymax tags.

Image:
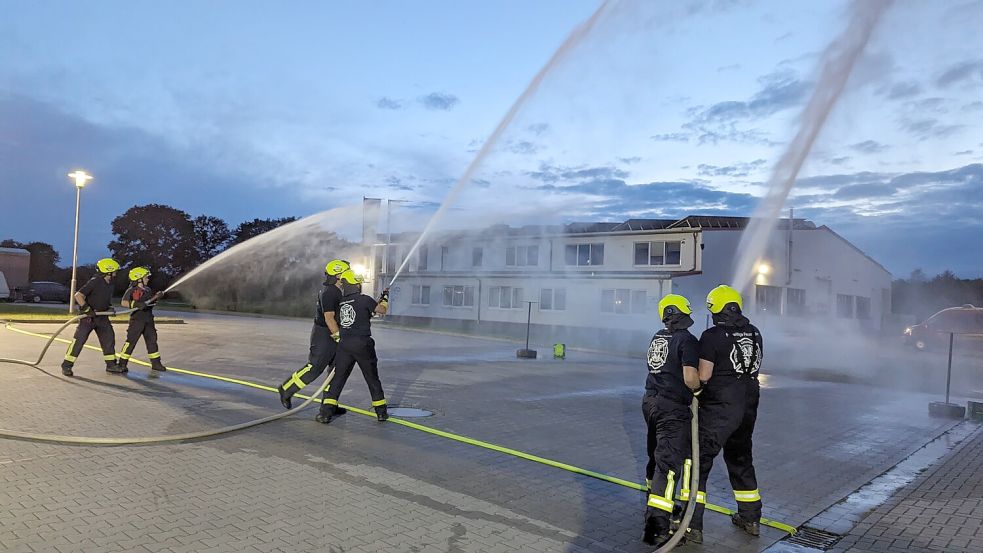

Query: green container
<box><xmin>553</xmin><ymin>343</ymin><xmax>566</xmax><ymax>359</ymax></box>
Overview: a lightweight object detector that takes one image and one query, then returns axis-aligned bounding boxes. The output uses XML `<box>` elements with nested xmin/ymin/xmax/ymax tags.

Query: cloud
<box><xmin>650</xmin><ymin>133</ymin><xmax>690</xmax><ymax>143</ymax></box>
<box><xmin>526</xmin><ymin>123</ymin><xmax>550</xmax><ymax>136</ymax></box>
<box><xmin>418</xmin><ymin>92</ymin><xmax>460</xmax><ymax>111</ymax></box>
<box><xmin>618</xmin><ymin>156</ymin><xmax>642</xmax><ymax>164</ymax></box>
<box><xmin>936</xmin><ymin>59</ymin><xmax>983</xmax><ymax>88</ymax></box>
<box><xmin>689</xmin><ymin>70</ymin><xmax>811</xmax><ymax>124</ymax></box>
<box><xmin>696</xmin><ymin>159</ymin><xmax>767</xmax><ymax>177</ymax></box>
<box><xmin>0</xmin><ymin>94</ymin><xmax>311</xmax><ymax>264</ymax></box>
<box><xmin>376</xmin><ymin>97</ymin><xmax>404</xmax><ymax>110</ymax></box>
<box><xmin>832</xmin><ymin>182</ymin><xmax>897</xmax><ymax>200</ymax></box>
<box><xmin>962</xmin><ymin>101</ymin><xmax>983</xmax><ymax>112</ymax></box>
<box><xmin>899</xmin><ymin>118</ymin><xmax>965</xmax><ymax>140</ymax></box>
<box><xmin>385</xmin><ymin>176</ymin><xmax>415</xmax><ymax>191</ymax></box>
<box><xmin>881</xmin><ymin>81</ymin><xmax>921</xmax><ymax>100</ymax></box>
<box><xmin>506</xmin><ymin>140</ymin><xmax>539</xmax><ymax>155</ymax></box>
<box><xmin>955</xmin><ymin>150</ymin><xmax>974</xmax><ymax>156</ymax></box>
<box><xmin>527</xmin><ymin>163</ymin><xmax>629</xmax><ymax>184</ymax></box>
<box><xmin>850</xmin><ymin>140</ymin><xmax>889</xmax><ymax>154</ymax></box>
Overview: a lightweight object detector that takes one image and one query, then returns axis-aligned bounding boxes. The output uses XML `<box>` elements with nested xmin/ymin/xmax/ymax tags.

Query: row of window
<box><xmin>408</xmin><ymin>284</ymin><xmax>643</xmax><ymax>313</ymax></box>
<box><xmin>390</xmin><ymin>240</ymin><xmax>685</xmax><ymax>272</ymax></box>
<box><xmin>755</xmin><ymin>285</ymin><xmax>871</xmax><ymax>319</ymax></box>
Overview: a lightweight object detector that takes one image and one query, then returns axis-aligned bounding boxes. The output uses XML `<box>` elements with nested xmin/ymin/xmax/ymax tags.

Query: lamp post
<box><xmin>67</xmin><ymin>170</ymin><xmax>92</xmax><ymax>313</ymax></box>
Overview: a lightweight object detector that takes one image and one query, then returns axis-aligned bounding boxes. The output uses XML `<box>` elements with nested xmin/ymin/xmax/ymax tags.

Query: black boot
<box><xmin>116</xmin><ymin>360</ymin><xmax>129</xmax><ymax>373</ymax></box>
<box><xmin>150</xmin><ymin>359</ymin><xmax>166</xmax><ymax>373</ymax></box>
<box><xmin>315</xmin><ymin>405</ymin><xmax>335</xmax><ymax>424</ymax></box>
<box><xmin>278</xmin><ymin>386</ymin><xmax>292</xmax><ymax>410</ymax></box>
<box><xmin>375</xmin><ymin>405</ymin><xmax>389</xmax><ymax>422</ymax></box>
<box><xmin>685</xmin><ymin>528</ymin><xmax>704</xmax><ymax>544</ymax></box>
<box><xmin>642</xmin><ymin>517</ymin><xmax>671</xmax><ymax>546</ymax></box>
<box><xmin>61</xmin><ymin>361</ymin><xmax>74</xmax><ymax>377</ymax></box>
<box><xmin>106</xmin><ymin>361</ymin><xmax>126</xmax><ymax>374</ymax></box>
<box><xmin>731</xmin><ymin>513</ymin><xmax>760</xmax><ymax>537</ymax></box>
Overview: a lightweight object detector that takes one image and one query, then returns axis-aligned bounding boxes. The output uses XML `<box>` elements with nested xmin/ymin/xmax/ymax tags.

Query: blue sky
<box><xmin>1</xmin><ymin>0</ymin><xmax>981</xmax><ymax>277</ymax></box>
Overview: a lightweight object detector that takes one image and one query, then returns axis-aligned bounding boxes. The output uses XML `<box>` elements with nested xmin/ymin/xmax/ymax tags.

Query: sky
<box><xmin>1</xmin><ymin>0</ymin><xmax>981</xmax><ymax>277</ymax></box>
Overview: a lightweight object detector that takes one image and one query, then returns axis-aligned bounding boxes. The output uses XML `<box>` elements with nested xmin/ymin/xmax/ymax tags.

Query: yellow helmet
<box><xmin>658</xmin><ymin>294</ymin><xmax>692</xmax><ymax>321</ymax></box>
<box><xmin>706</xmin><ymin>285</ymin><xmax>743</xmax><ymax>314</ymax></box>
<box><xmin>325</xmin><ymin>259</ymin><xmax>351</xmax><ymax>276</ymax></box>
<box><xmin>96</xmin><ymin>258</ymin><xmax>120</xmax><ymax>274</ymax></box>
<box><xmin>338</xmin><ymin>269</ymin><xmax>363</xmax><ymax>285</ymax></box>
<box><xmin>128</xmin><ymin>266</ymin><xmax>151</xmax><ymax>282</ymax></box>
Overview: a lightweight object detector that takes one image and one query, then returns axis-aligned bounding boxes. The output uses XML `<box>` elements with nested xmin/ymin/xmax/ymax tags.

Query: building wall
<box><xmin>0</xmin><ymin>248</ymin><xmax>30</xmax><ymax>290</ymax></box>
<box><xmin>672</xmin><ymin>227</ymin><xmax>892</xmax><ymax>330</ymax></box>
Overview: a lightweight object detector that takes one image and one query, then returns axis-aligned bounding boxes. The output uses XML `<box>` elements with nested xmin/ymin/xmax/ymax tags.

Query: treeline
<box><xmin>892</xmin><ymin>269</ymin><xmax>983</xmax><ymax>322</ymax></box>
<box><xmin>3</xmin><ymin>204</ymin><xmax>298</xmax><ymax>291</ymax></box>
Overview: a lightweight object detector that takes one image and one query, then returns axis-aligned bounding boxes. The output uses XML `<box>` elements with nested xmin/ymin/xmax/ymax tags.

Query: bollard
<box><xmin>929</xmin><ymin>333</ymin><xmax>965</xmax><ymax>419</ymax></box>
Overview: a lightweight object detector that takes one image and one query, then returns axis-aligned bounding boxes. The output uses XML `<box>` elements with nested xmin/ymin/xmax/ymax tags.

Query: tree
<box><xmin>0</xmin><ymin>239</ymin><xmax>62</xmax><ymax>281</ymax></box>
<box><xmin>108</xmin><ymin>204</ymin><xmax>196</xmax><ymax>287</ymax></box>
<box><xmin>232</xmin><ymin>217</ymin><xmax>298</xmax><ymax>244</ymax></box>
<box><xmin>192</xmin><ymin>215</ymin><xmax>232</xmax><ymax>262</ymax></box>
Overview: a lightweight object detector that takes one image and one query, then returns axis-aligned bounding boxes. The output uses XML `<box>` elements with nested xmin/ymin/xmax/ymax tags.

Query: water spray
<box><xmin>731</xmin><ymin>0</ymin><xmax>892</xmax><ymax>291</ymax></box>
<box><xmin>388</xmin><ymin>0</ymin><xmax>617</xmax><ymax>287</ymax></box>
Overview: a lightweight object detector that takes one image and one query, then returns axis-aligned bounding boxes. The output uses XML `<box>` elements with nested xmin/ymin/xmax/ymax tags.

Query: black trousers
<box><xmin>323</xmin><ymin>335</ymin><xmax>385</xmax><ymax>409</ymax></box>
<box><xmin>63</xmin><ymin>315</ymin><xmax>116</xmax><ymax>367</ymax></box>
<box><xmin>281</xmin><ymin>325</ymin><xmax>338</xmax><ymax>397</ymax></box>
<box><xmin>118</xmin><ymin>316</ymin><xmax>161</xmax><ymax>364</ymax></box>
<box><xmin>642</xmin><ymin>392</ymin><xmax>693</xmax><ymax>529</ymax></box>
<box><xmin>691</xmin><ymin>378</ymin><xmax>761</xmax><ymax>530</ymax></box>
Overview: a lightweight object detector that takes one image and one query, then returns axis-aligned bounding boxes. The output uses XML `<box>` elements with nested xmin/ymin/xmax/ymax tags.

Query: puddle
<box><xmin>389</xmin><ymin>407</ymin><xmax>434</xmax><ymax>418</ymax></box>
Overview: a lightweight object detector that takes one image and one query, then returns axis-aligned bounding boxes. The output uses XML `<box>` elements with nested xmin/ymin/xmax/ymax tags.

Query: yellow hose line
<box><xmin>3</xmin><ymin>322</ymin><xmax>796</xmax><ymax>535</ymax></box>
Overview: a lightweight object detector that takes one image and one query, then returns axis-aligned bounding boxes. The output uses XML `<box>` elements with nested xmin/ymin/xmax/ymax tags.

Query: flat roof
<box><xmin>0</xmin><ymin>247</ymin><xmax>30</xmax><ymax>256</ymax></box>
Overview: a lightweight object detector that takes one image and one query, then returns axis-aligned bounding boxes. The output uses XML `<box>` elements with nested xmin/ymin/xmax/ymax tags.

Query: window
<box><xmin>540</xmin><ymin>288</ymin><xmax>567</xmax><ymax>311</ymax></box>
<box><xmin>631</xmin><ymin>290</ymin><xmax>647</xmax><ymax>314</ymax></box>
<box><xmin>473</xmin><ymin>247</ymin><xmax>483</xmax><ymax>267</ymax></box>
<box><xmin>601</xmin><ymin>288</ymin><xmax>639</xmax><ymax>314</ymax></box>
<box><xmin>634</xmin><ymin>241</ymin><xmax>683</xmax><ymax>266</ymax></box>
<box><xmin>856</xmin><ymin>296</ymin><xmax>871</xmax><ymax>320</ymax></box>
<box><xmin>756</xmin><ymin>285</ymin><xmax>782</xmax><ymax>314</ymax></box>
<box><xmin>565</xmin><ymin>243</ymin><xmax>604</xmax><ymax>266</ymax></box>
<box><xmin>786</xmin><ymin>288</ymin><xmax>806</xmax><ymax>316</ymax></box>
<box><xmin>385</xmin><ymin>245</ymin><xmax>398</xmax><ymax>274</ymax></box>
<box><xmin>440</xmin><ymin>246</ymin><xmax>449</xmax><ymax>271</ymax></box>
<box><xmin>417</xmin><ymin>247</ymin><xmax>428</xmax><ymax>271</ymax></box>
<box><xmin>442</xmin><ymin>285</ymin><xmax>474</xmax><ymax>307</ymax></box>
<box><xmin>505</xmin><ymin>245</ymin><xmax>539</xmax><ymax>266</ymax></box>
<box><xmin>489</xmin><ymin>286</ymin><xmax>523</xmax><ymax>309</ymax></box>
<box><xmin>411</xmin><ymin>285</ymin><xmax>431</xmax><ymax>305</ymax></box>
<box><xmin>836</xmin><ymin>294</ymin><xmax>853</xmax><ymax>318</ymax></box>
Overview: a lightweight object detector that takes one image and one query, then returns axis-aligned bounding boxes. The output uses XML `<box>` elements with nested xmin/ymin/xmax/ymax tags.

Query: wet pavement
<box><xmin>0</xmin><ymin>311</ymin><xmax>978</xmax><ymax>552</ymax></box>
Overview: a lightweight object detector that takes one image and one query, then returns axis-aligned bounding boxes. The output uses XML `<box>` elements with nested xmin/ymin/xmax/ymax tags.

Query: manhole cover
<box><xmin>388</xmin><ymin>407</ymin><xmax>434</xmax><ymax>418</ymax></box>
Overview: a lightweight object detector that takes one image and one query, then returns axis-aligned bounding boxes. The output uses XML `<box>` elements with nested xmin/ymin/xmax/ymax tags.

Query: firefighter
<box><xmin>642</xmin><ymin>294</ymin><xmax>702</xmax><ymax>546</ymax></box>
<box><xmin>61</xmin><ymin>258</ymin><xmax>121</xmax><ymax>376</ymax></box>
<box><xmin>277</xmin><ymin>259</ymin><xmax>351</xmax><ymax>410</ymax></box>
<box><xmin>316</xmin><ymin>269</ymin><xmax>389</xmax><ymax>424</ymax></box>
<box><xmin>116</xmin><ymin>267</ymin><xmax>165</xmax><ymax>376</ymax></box>
<box><xmin>688</xmin><ymin>284</ymin><xmax>764</xmax><ymax>543</ymax></box>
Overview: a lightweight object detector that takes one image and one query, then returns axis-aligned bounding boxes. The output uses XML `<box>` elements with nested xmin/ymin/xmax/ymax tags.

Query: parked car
<box><xmin>905</xmin><ymin>305</ymin><xmax>983</xmax><ymax>351</ymax></box>
<box><xmin>21</xmin><ymin>281</ymin><xmax>71</xmax><ymax>303</ymax></box>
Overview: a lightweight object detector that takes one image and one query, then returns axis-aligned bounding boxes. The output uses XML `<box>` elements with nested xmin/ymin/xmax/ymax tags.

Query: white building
<box><xmin>369</xmin><ymin>215</ymin><xmax>892</xmax><ymax>350</ymax></box>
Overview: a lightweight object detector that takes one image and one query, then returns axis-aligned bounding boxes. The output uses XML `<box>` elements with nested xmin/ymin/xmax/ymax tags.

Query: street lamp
<box><xmin>67</xmin><ymin>170</ymin><xmax>92</xmax><ymax>313</ymax></box>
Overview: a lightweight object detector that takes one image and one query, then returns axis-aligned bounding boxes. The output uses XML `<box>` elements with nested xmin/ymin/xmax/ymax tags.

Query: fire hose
<box><xmin>1</xmin><ymin>317</ymin><xmax>796</xmax><ymax>536</ymax></box>
<box><xmin>0</xmin><ymin>308</ymin><xmax>335</xmax><ymax>445</ymax></box>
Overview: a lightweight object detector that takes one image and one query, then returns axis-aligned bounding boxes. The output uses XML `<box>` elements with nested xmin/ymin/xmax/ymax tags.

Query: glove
<box><xmin>379</xmin><ymin>288</ymin><xmax>390</xmax><ymax>303</ymax></box>
<box><xmin>79</xmin><ymin>304</ymin><xmax>94</xmax><ymax>316</ymax></box>
<box><xmin>331</xmin><ymin>332</ymin><xmax>340</xmax><ymax>343</ymax></box>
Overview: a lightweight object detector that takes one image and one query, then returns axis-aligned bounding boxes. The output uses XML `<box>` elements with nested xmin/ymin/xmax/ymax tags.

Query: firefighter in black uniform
<box><xmin>277</xmin><ymin>259</ymin><xmax>351</xmax><ymax>409</ymax></box>
<box><xmin>642</xmin><ymin>294</ymin><xmax>702</xmax><ymax>546</ymax></box>
<box><xmin>62</xmin><ymin>258</ymin><xmax>121</xmax><ymax>376</ymax></box>
<box><xmin>316</xmin><ymin>269</ymin><xmax>389</xmax><ymax>424</ymax></box>
<box><xmin>688</xmin><ymin>284</ymin><xmax>764</xmax><ymax>542</ymax></box>
<box><xmin>116</xmin><ymin>266</ymin><xmax>166</xmax><ymax>376</ymax></box>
